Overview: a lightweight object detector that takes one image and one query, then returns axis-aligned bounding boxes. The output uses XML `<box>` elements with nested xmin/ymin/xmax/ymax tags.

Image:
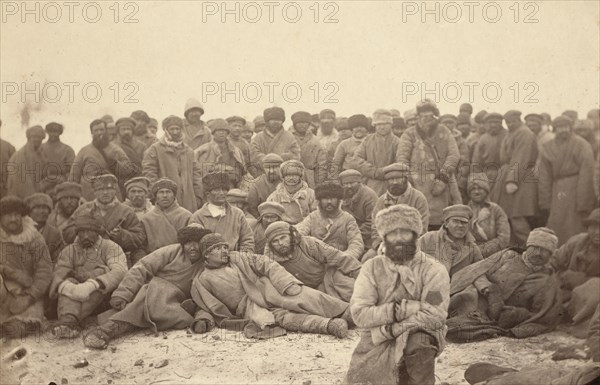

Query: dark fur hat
<box><xmin>314</xmin><ymin>182</ymin><xmax>344</xmax><ymax>200</ymax></box>
<box><xmin>177</xmin><ymin>226</ymin><xmax>212</xmax><ymax>245</ymax></box>
<box><xmin>0</xmin><ymin>196</ymin><xmax>29</xmax><ymax>217</ymax></box>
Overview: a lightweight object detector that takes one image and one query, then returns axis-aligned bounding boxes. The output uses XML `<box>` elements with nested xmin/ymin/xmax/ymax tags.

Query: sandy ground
<box><xmin>18</xmin><ymin>326</ymin><xmax>593</xmax><ymax>385</ymax></box>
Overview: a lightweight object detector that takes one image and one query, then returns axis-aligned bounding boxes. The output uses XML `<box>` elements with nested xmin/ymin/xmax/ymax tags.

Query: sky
<box><xmin>1</xmin><ymin>0</ymin><xmax>599</xmax><ymax>151</ymax></box>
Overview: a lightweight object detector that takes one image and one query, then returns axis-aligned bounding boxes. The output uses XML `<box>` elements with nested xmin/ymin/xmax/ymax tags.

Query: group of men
<box><xmin>1</xmin><ymin>99</ymin><xmax>599</xmax><ymax>385</ymax></box>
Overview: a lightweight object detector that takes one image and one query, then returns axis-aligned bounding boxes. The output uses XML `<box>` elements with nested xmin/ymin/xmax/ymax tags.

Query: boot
<box><xmin>53</xmin><ymin>314</ymin><xmax>81</xmax><ymax>339</ymax></box>
<box><xmin>326</xmin><ymin>318</ymin><xmax>348</xmax><ymax>338</ymax></box>
<box><xmin>83</xmin><ymin>320</ymin><xmax>136</xmax><ymax>350</ymax></box>
<box><xmin>403</xmin><ymin>347</ymin><xmax>436</xmax><ymax>385</ymax></box>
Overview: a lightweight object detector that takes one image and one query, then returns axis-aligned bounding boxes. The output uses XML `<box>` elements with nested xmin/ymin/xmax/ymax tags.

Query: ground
<box><xmin>20</xmin><ymin>327</ymin><xmax>593</xmax><ymax>385</ymax></box>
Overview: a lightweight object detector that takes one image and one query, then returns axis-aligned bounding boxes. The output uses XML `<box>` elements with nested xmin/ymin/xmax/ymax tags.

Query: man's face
<box><xmin>341</xmin><ymin>181</ymin><xmax>360</xmax><ymax>199</ymax></box>
<box><xmin>28</xmin><ymin>133</ymin><xmax>45</xmax><ymax>149</ymax></box>
<box><xmin>457</xmin><ymin>123</ymin><xmax>471</xmax><ymax>137</ymax></box>
<box><xmin>94</xmin><ymin>187</ymin><xmax>116</xmax><ymax>204</ymax></box>
<box><xmin>241</xmin><ymin>130</ymin><xmax>253</xmax><ymax>142</ymax></box>
<box><xmin>588</xmin><ymin>223</ymin><xmax>600</xmax><ymax>245</ymax></box>
<box><xmin>127</xmin><ymin>187</ymin><xmax>147</xmax><ymax>208</ymax></box>
<box><xmin>47</xmin><ymin>131</ymin><xmax>61</xmax><ymax>141</ymax></box>
<box><xmin>320</xmin><ymin>116</ymin><xmax>335</xmax><ymax>134</ymax></box>
<box><xmin>156</xmin><ymin>188</ymin><xmax>176</xmax><ymax>209</ymax></box>
<box><xmin>133</xmin><ymin>120</ymin><xmax>147</xmax><ymax>136</ymax></box>
<box><xmin>213</xmin><ymin>129</ymin><xmax>229</xmax><ymax>143</ymax></box>
<box><xmin>166</xmin><ymin>125</ymin><xmax>183</xmax><ymax>142</ymax></box>
<box><xmin>441</xmin><ymin>119</ymin><xmax>456</xmax><ymax>132</ymax></box>
<box><xmin>229</xmin><ymin>122</ymin><xmax>243</xmax><ymax>138</ymax></box>
<box><xmin>207</xmin><ymin>188</ymin><xmax>228</xmax><ymax>205</ymax></box>
<box><xmin>264</xmin><ymin>164</ymin><xmax>281</xmax><ymax>183</ymax></box>
<box><xmin>375</xmin><ymin>123</ymin><xmax>392</xmax><ymax>136</ymax></box>
<box><xmin>261</xmin><ymin>213</ymin><xmax>280</xmax><ymax>227</ymax></box>
<box><xmin>352</xmin><ymin>126</ymin><xmax>367</xmax><ymax>139</ymax></box>
<box><xmin>283</xmin><ymin>174</ymin><xmax>302</xmax><ymax>186</ymax></box>
<box><xmin>406</xmin><ymin>118</ymin><xmax>417</xmax><ymax>128</ymax></box>
<box><xmin>318</xmin><ymin>197</ymin><xmax>340</xmax><ymax>214</ymax></box>
<box><xmin>523</xmin><ymin>245</ymin><xmax>552</xmax><ymax>267</ymax></box>
<box><xmin>386</xmin><ymin>176</ymin><xmax>408</xmax><ymax>196</ymax></box>
<box><xmin>469</xmin><ymin>185</ymin><xmax>487</xmax><ymax>203</ymax></box>
<box><xmin>487</xmin><ymin>119</ymin><xmax>503</xmax><ymax>134</ymax></box>
<box><xmin>106</xmin><ymin>124</ymin><xmax>118</xmax><ymax>141</ymax></box>
<box><xmin>338</xmin><ymin>128</ymin><xmax>352</xmax><ymax>140</ymax></box>
<box><xmin>0</xmin><ymin>212</ymin><xmax>23</xmax><ymax>235</ymax></box>
<box><xmin>446</xmin><ymin>218</ymin><xmax>469</xmax><ymax>239</ymax></box>
<box><xmin>267</xmin><ymin>119</ymin><xmax>283</xmax><ymax>133</ymax></box>
<box><xmin>119</xmin><ymin>124</ymin><xmax>134</xmax><ymax>141</ymax></box>
<box><xmin>29</xmin><ymin>206</ymin><xmax>50</xmax><ymax>224</ymax></box>
<box><xmin>270</xmin><ymin>233</ymin><xmax>292</xmax><ymax>256</ymax></box>
<box><xmin>204</xmin><ymin>244</ymin><xmax>230</xmax><ymax>267</ymax></box>
<box><xmin>187</xmin><ymin>109</ymin><xmax>203</xmax><ymax>124</ymax></box>
<box><xmin>392</xmin><ymin>127</ymin><xmax>405</xmax><ymax>138</ymax></box>
<box><xmin>78</xmin><ymin>229</ymin><xmax>99</xmax><ymax>248</ymax></box>
<box><xmin>59</xmin><ymin>196</ymin><xmax>79</xmax><ymax>216</ymax></box>
<box><xmin>148</xmin><ymin>124</ymin><xmax>158</xmax><ymax>136</ymax></box>
<box><xmin>91</xmin><ymin>123</ymin><xmax>107</xmax><ymax>146</ymax></box>
<box><xmin>183</xmin><ymin>241</ymin><xmax>202</xmax><ymax>263</ymax></box>
<box><xmin>505</xmin><ymin>117</ymin><xmax>521</xmax><ymax>131</ymax></box>
<box><xmin>555</xmin><ymin>124</ymin><xmax>571</xmax><ymax>141</ymax></box>
<box><xmin>525</xmin><ymin>119</ymin><xmax>542</xmax><ymax>134</ymax></box>
<box><xmin>418</xmin><ymin>111</ymin><xmax>437</xmax><ymax>129</ymax></box>
<box><xmin>384</xmin><ymin>228</ymin><xmax>417</xmax><ymax>264</ymax></box>
<box><xmin>294</xmin><ymin>122</ymin><xmax>310</xmax><ymax>135</ymax></box>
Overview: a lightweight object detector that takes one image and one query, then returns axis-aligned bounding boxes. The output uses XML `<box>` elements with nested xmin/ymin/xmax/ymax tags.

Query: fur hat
<box><xmin>262</xmin><ymin>153</ymin><xmax>284</xmax><ymax>166</ymax></box>
<box><xmin>258</xmin><ymin>202</ymin><xmax>285</xmax><ymax>219</ymax></box>
<box><xmin>375</xmin><ymin>204</ymin><xmax>423</xmax><ymax>238</ymax></box>
<box><xmin>151</xmin><ymin>178</ymin><xmax>178</xmax><ymax>198</ymax></box>
<box><xmin>55</xmin><ymin>182</ymin><xmax>82</xmax><ymax>200</ymax></box>
<box><xmin>202</xmin><ymin>172</ymin><xmax>230</xmax><ymax>193</ymax></box>
<box><xmin>74</xmin><ymin>214</ymin><xmax>103</xmax><ymax>233</ymax></box>
<box><xmin>526</xmin><ymin>227</ymin><xmax>558</xmax><ymax>253</ymax></box>
<box><xmin>45</xmin><ymin>122</ymin><xmax>64</xmax><ymax>134</ymax></box>
<box><xmin>467</xmin><ymin>173</ymin><xmax>490</xmax><ymax>193</ymax></box>
<box><xmin>226</xmin><ymin>189</ymin><xmax>248</xmax><ymax>203</ymax></box>
<box><xmin>291</xmin><ymin>111</ymin><xmax>312</xmax><ymax>125</ymax></box>
<box><xmin>348</xmin><ymin>114</ymin><xmax>369</xmax><ymax>130</ymax></box>
<box><xmin>177</xmin><ymin>226</ymin><xmax>212</xmax><ymax>245</ymax></box>
<box><xmin>280</xmin><ymin>160</ymin><xmax>304</xmax><ymax>177</ymax></box>
<box><xmin>26</xmin><ymin>125</ymin><xmax>45</xmax><ymax>139</ymax></box>
<box><xmin>583</xmin><ymin>208</ymin><xmax>600</xmax><ymax>226</ymax></box>
<box><xmin>24</xmin><ymin>193</ymin><xmax>53</xmax><ymax>211</ymax></box>
<box><xmin>442</xmin><ymin>204</ymin><xmax>473</xmax><ymax>223</ymax></box>
<box><xmin>265</xmin><ymin>221</ymin><xmax>292</xmax><ymax>243</ymax></box>
<box><xmin>264</xmin><ymin>107</ymin><xmax>285</xmax><ymax>123</ymax></box>
<box><xmin>115</xmin><ymin>117</ymin><xmax>136</xmax><ymax>128</ymax></box>
<box><xmin>92</xmin><ymin>174</ymin><xmax>118</xmax><ymax>190</ymax></box>
<box><xmin>339</xmin><ymin>169</ymin><xmax>363</xmax><ymax>184</ymax></box>
<box><xmin>162</xmin><ymin>115</ymin><xmax>184</xmax><ymax>130</ymax></box>
<box><xmin>200</xmin><ymin>233</ymin><xmax>228</xmax><ymax>255</ymax></box>
<box><xmin>416</xmin><ymin>99</ymin><xmax>440</xmax><ymax>117</ymax></box>
<box><xmin>125</xmin><ymin>176</ymin><xmax>151</xmax><ymax>193</ymax></box>
<box><xmin>208</xmin><ymin>119</ymin><xmax>230</xmax><ymax>134</ymax></box>
<box><xmin>0</xmin><ymin>196</ymin><xmax>29</xmax><ymax>217</ymax></box>
<box><xmin>314</xmin><ymin>182</ymin><xmax>344</xmax><ymax>200</ymax></box>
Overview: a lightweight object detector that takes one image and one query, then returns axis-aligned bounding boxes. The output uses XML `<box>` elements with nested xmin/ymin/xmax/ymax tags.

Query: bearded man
<box><xmin>123</xmin><ymin>176</ymin><xmax>154</xmax><ymax>219</ymax></box>
<box><xmin>267</xmin><ymin>160</ymin><xmax>317</xmax><ymax>225</ymax></box>
<box><xmin>339</xmin><ymin>169</ymin><xmax>378</xmax><ymax>250</ymax></box>
<box><xmin>252</xmin><ymin>202</ymin><xmax>285</xmax><ymax>254</ymax></box>
<box><xmin>247</xmin><ymin>153</ymin><xmax>284</xmax><ymax>218</ymax></box>
<box><xmin>47</xmin><ymin>182</ymin><xmax>82</xmax><ymax>234</ymax></box>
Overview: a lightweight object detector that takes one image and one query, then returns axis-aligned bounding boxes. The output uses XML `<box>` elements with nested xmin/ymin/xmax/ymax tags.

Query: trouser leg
<box><xmin>271</xmin><ymin>309</ymin><xmax>330</xmax><ymax>334</ymax></box>
<box><xmin>57</xmin><ymin>291</ymin><xmax>107</xmax><ymax>325</ymax></box>
<box><xmin>401</xmin><ymin>331</ymin><xmax>437</xmax><ymax>385</ymax></box>
<box><xmin>509</xmin><ymin>217</ymin><xmax>531</xmax><ymax>247</ymax></box>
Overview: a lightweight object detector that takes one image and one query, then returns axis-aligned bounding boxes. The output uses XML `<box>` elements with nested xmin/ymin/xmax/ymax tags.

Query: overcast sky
<box><xmin>1</xmin><ymin>0</ymin><xmax>598</xmax><ymax>150</ymax></box>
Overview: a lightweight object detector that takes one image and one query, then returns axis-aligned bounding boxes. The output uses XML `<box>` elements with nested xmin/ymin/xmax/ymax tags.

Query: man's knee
<box><xmin>404</xmin><ymin>331</ymin><xmax>436</xmax><ymax>356</ymax></box>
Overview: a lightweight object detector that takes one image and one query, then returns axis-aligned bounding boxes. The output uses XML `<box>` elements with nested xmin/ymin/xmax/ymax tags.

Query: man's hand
<box><xmin>69</xmin><ymin>279</ymin><xmax>100</xmax><ymax>301</ymax></box>
<box><xmin>505</xmin><ymin>182</ymin><xmax>518</xmax><ymax>195</ymax></box>
<box><xmin>285</xmin><ymin>284</ymin><xmax>302</xmax><ymax>296</ymax></box>
<box><xmin>69</xmin><ymin>268</ymin><xmax>92</xmax><ymax>283</ymax></box>
<box><xmin>361</xmin><ymin>249</ymin><xmax>377</xmax><ymax>262</ymax></box>
<box><xmin>110</xmin><ymin>296</ymin><xmax>128</xmax><ymax>310</ymax></box>
<box><xmin>431</xmin><ymin>179</ymin><xmax>447</xmax><ymax>197</ymax></box>
<box><xmin>108</xmin><ymin>227</ymin><xmax>122</xmax><ymax>241</ymax></box>
<box><xmin>394</xmin><ymin>300</ymin><xmax>421</xmax><ymax>321</ymax></box>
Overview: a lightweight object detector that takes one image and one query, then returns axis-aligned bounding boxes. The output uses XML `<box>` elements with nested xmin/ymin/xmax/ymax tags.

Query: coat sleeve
<box><xmin>479</xmin><ymin>205</ymin><xmax>510</xmax><ymax>258</ymax></box>
<box><xmin>370</xmin><ymin>199</ymin><xmax>385</xmax><ymax>250</ymax></box>
<box><xmin>471</xmin><ymin>139</ymin><xmax>484</xmax><ymax>172</ymax></box>
<box><xmin>315</xmin><ymin>145</ymin><xmax>328</xmax><ymax>185</ymax></box>
<box><xmin>238</xmin><ymin>213</ymin><xmax>256</xmax><ymax>253</ymax></box>
<box><xmin>332</xmin><ymin>143</ymin><xmax>346</xmax><ymax>173</ymax></box>
<box><xmin>112</xmin><ymin>209</ymin><xmax>146</xmax><ymax>252</ymax></box>
<box><xmin>244</xmin><ymin>253</ymin><xmax>302</xmax><ymax>294</ymax></box>
<box><xmin>397</xmin><ymin>131</ymin><xmax>414</xmax><ymax>165</ymax></box>
<box><xmin>294</xmin><ymin>214</ymin><xmax>312</xmax><ymax>237</ymax></box>
<box><xmin>506</xmin><ymin>129</ymin><xmax>537</xmax><ymax>186</ymax></box>
<box><xmin>250</xmin><ymin>136</ymin><xmax>266</xmax><ymax>167</ymax></box>
<box><xmin>575</xmin><ymin>139</ymin><xmax>596</xmax><ymax>213</ymax></box>
<box><xmin>359</xmin><ymin>193</ymin><xmax>377</xmax><ymax>249</ymax></box>
<box><xmin>25</xmin><ymin>237</ymin><xmax>53</xmax><ymax>299</ymax></box>
<box><xmin>314</xmin><ymin>239</ymin><xmax>362</xmax><ymax>277</ymax></box>
<box><xmin>441</xmin><ymin>128</ymin><xmax>460</xmax><ymax>175</ymax></box>
<box><xmin>192</xmin><ymin>157</ymin><xmax>205</xmax><ymax>207</ymax></box>
<box><xmin>345</xmin><ymin>215</ymin><xmax>365</xmax><ymax>260</ymax></box>
<box><xmin>537</xmin><ymin>146</ymin><xmax>553</xmax><ymax>210</ymax></box>
<box><xmin>281</xmin><ymin>137</ymin><xmax>301</xmax><ymax>161</ymax></box>
<box><xmin>96</xmin><ymin>241</ymin><xmax>127</xmax><ymax>293</ymax></box>
<box><xmin>68</xmin><ymin>151</ymin><xmax>84</xmax><ymax>183</ymax></box>
<box><xmin>550</xmin><ymin>236</ymin><xmax>578</xmax><ymax>273</ymax></box>
<box><xmin>350</xmin><ymin>260</ymin><xmax>395</xmax><ymax>328</ymax></box>
<box><xmin>354</xmin><ymin>138</ymin><xmax>379</xmax><ymax>179</ymax></box>
<box><xmin>141</xmin><ymin>145</ymin><xmax>159</xmax><ymax>183</ymax></box>
<box><xmin>416</xmin><ymin>194</ymin><xmax>430</xmax><ymax>235</ymax></box>
<box><xmin>61</xmin><ymin>204</ymin><xmax>88</xmax><ymax>244</ymax></box>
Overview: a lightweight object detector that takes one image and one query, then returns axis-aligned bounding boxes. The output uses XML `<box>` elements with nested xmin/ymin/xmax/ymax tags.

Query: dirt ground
<box><xmin>18</xmin><ymin>326</ymin><xmax>594</xmax><ymax>385</ymax></box>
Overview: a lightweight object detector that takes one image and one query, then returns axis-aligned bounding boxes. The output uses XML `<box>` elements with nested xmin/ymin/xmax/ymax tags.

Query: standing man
<box><xmin>489</xmin><ymin>110</ymin><xmax>539</xmax><ymax>246</ymax></box>
<box><xmin>112</xmin><ymin>117</ymin><xmax>145</xmax><ymax>197</ymax></box>
<box><xmin>333</xmin><ymin>114</ymin><xmax>370</xmax><ymax>175</ymax></box>
<box><xmin>525</xmin><ymin>113</ymin><xmax>554</xmax><ymax>150</ymax></box>
<box><xmin>538</xmin><ymin>116</ymin><xmax>595</xmax><ymax>245</ymax></box>
<box><xmin>355</xmin><ymin>109</ymin><xmax>403</xmax><ymax>196</ymax></box>
<box><xmin>143</xmin><ymin>115</ymin><xmax>204</xmax><ymax>213</ymax></box>
<box><xmin>251</xmin><ymin>107</ymin><xmax>300</xmax><ymax>171</ymax></box>
<box><xmin>226</xmin><ymin>116</ymin><xmax>252</xmax><ymax>167</ymax></box>
<box><xmin>131</xmin><ymin>110</ymin><xmax>158</xmax><ymax>149</ymax></box>
<box><xmin>472</xmin><ymin>112</ymin><xmax>507</xmax><ymax>190</ymax></box>
<box><xmin>339</xmin><ymin>169</ymin><xmax>378</xmax><ymax>251</ymax></box>
<box><xmin>183</xmin><ymin>98</ymin><xmax>212</xmax><ymax>150</ymax></box>
<box><xmin>123</xmin><ymin>176</ymin><xmax>154</xmax><ymax>219</ymax></box>
<box><xmin>195</xmin><ymin>119</ymin><xmax>246</xmax><ymax>181</ymax></box>
<box><xmin>25</xmin><ymin>193</ymin><xmax>65</xmax><ymax>264</ymax></box>
<box><xmin>346</xmin><ymin>204</ymin><xmax>450</xmax><ymax>385</ymax></box>
<box><xmin>327</xmin><ymin>118</ymin><xmax>352</xmax><ymax>164</ymax></box>
<box><xmin>291</xmin><ymin>111</ymin><xmax>327</xmax><ymax>188</ymax></box>
<box><xmin>7</xmin><ymin>126</ymin><xmax>47</xmax><ymax>198</ymax></box>
<box><xmin>317</xmin><ymin>109</ymin><xmax>339</xmax><ymax>151</ymax></box>
<box><xmin>47</xmin><ymin>182</ymin><xmax>82</xmax><ymax>234</ymax></box>
<box><xmin>40</xmin><ymin>122</ymin><xmax>75</xmax><ymax>195</ymax></box>
<box><xmin>247</xmin><ymin>153</ymin><xmax>284</xmax><ymax>218</ymax></box>
<box><xmin>0</xmin><ymin>122</ymin><xmax>16</xmax><ymax>198</ymax></box>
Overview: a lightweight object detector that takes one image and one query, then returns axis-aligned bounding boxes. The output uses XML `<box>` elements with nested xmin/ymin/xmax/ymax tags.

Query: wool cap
<box><xmin>208</xmin><ymin>119</ymin><xmax>231</xmax><ymax>134</ymax></box>
<box><xmin>162</xmin><ymin>115</ymin><xmax>184</xmax><ymax>130</ymax></box>
<box><xmin>348</xmin><ymin>114</ymin><xmax>370</xmax><ymax>130</ymax></box>
<box><xmin>372</xmin><ymin>109</ymin><xmax>393</xmax><ymax>125</ymax></box>
<box><xmin>291</xmin><ymin>111</ymin><xmax>312</xmax><ymax>125</ymax></box>
<box><xmin>56</xmin><ymin>182</ymin><xmax>83</xmax><ymax>200</ymax></box>
<box><xmin>375</xmin><ymin>204</ymin><xmax>423</xmax><ymax>238</ymax></box>
<box><xmin>262</xmin><ymin>153</ymin><xmax>284</xmax><ymax>166</ymax></box>
<box><xmin>115</xmin><ymin>117</ymin><xmax>136</xmax><ymax>128</ymax></box>
<box><xmin>0</xmin><ymin>196</ymin><xmax>29</xmax><ymax>216</ymax></box>
<box><xmin>265</xmin><ymin>221</ymin><xmax>292</xmax><ymax>243</ymax></box>
<box><xmin>258</xmin><ymin>202</ymin><xmax>285</xmax><ymax>218</ymax></box>
<box><xmin>526</xmin><ymin>227</ymin><xmax>559</xmax><ymax>253</ymax></box>
<box><xmin>524</xmin><ymin>113</ymin><xmax>543</xmax><ymax>122</ymax></box>
<box><xmin>314</xmin><ymin>182</ymin><xmax>344</xmax><ymax>200</ymax></box>
<box><xmin>200</xmin><ymin>233</ymin><xmax>228</xmax><ymax>255</ymax></box>
<box><xmin>202</xmin><ymin>172</ymin><xmax>230</xmax><ymax>193</ymax></box>
<box><xmin>151</xmin><ymin>177</ymin><xmax>178</xmax><ymax>198</ymax></box>
<box><xmin>24</xmin><ymin>193</ymin><xmax>53</xmax><ymax>211</ymax></box>
<box><xmin>404</xmin><ymin>109</ymin><xmax>417</xmax><ymax>121</ymax></box>
<box><xmin>45</xmin><ymin>122</ymin><xmax>64</xmax><ymax>134</ymax></box>
<box><xmin>125</xmin><ymin>176</ymin><xmax>151</xmax><ymax>193</ymax></box>
<box><xmin>503</xmin><ymin>110</ymin><xmax>522</xmax><ymax>120</ymax></box>
<box><xmin>467</xmin><ymin>173</ymin><xmax>490</xmax><ymax>193</ymax></box>
<box><xmin>264</xmin><ymin>107</ymin><xmax>285</xmax><ymax>122</ymax></box>
<box><xmin>552</xmin><ymin>115</ymin><xmax>573</xmax><ymax>129</ymax></box>
<box><xmin>26</xmin><ymin>125</ymin><xmax>45</xmax><ymax>139</ymax></box>
<box><xmin>92</xmin><ymin>174</ymin><xmax>118</xmax><ymax>191</ymax></box>
<box><xmin>339</xmin><ymin>169</ymin><xmax>363</xmax><ymax>184</ymax></box>
<box><xmin>583</xmin><ymin>208</ymin><xmax>600</xmax><ymax>226</ymax></box>
<box><xmin>483</xmin><ymin>112</ymin><xmax>503</xmax><ymax>122</ymax></box>
<box><xmin>383</xmin><ymin>163</ymin><xmax>410</xmax><ymax>180</ymax></box>
<box><xmin>253</xmin><ymin>116</ymin><xmax>266</xmax><ymax>128</ymax></box>
<box><xmin>442</xmin><ymin>204</ymin><xmax>473</xmax><ymax>223</ymax></box>
<box><xmin>226</xmin><ymin>189</ymin><xmax>248</xmax><ymax>203</ymax></box>
<box><xmin>226</xmin><ymin>116</ymin><xmax>246</xmax><ymax>126</ymax></box>
<box><xmin>280</xmin><ymin>160</ymin><xmax>304</xmax><ymax>177</ymax></box>
<box><xmin>74</xmin><ymin>214</ymin><xmax>103</xmax><ymax>233</ymax></box>
<box><xmin>177</xmin><ymin>226</ymin><xmax>212</xmax><ymax>245</ymax></box>
<box><xmin>184</xmin><ymin>98</ymin><xmax>205</xmax><ymax>117</ymax></box>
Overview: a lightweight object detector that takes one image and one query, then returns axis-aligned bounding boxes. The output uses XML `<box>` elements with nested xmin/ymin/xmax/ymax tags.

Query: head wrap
<box><xmin>339</xmin><ymin>169</ymin><xmax>363</xmax><ymax>184</ymax></box>
<box><xmin>55</xmin><ymin>182</ymin><xmax>83</xmax><ymax>200</ymax></box>
<box><xmin>265</xmin><ymin>221</ymin><xmax>292</xmax><ymax>243</ymax></box>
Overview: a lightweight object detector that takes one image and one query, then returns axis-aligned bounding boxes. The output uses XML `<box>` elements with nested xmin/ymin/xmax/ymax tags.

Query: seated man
<box><xmin>296</xmin><ymin>182</ymin><xmax>364</xmax><ymax>260</ymax></box>
<box><xmin>264</xmin><ymin>221</ymin><xmax>361</xmax><ymax>302</ymax></box>
<box><xmin>190</xmin><ymin>233</ymin><xmax>350</xmax><ymax>338</ymax></box>
<box><xmin>447</xmin><ymin>227</ymin><xmax>562</xmax><ymax>342</ymax></box>
<box><xmin>346</xmin><ymin>204</ymin><xmax>450</xmax><ymax>385</ymax></box>
<box><xmin>339</xmin><ymin>169</ymin><xmax>378</xmax><ymax>250</ymax></box>
<box><xmin>267</xmin><ymin>160</ymin><xmax>317</xmax><ymax>225</ymax></box>
<box><xmin>25</xmin><ymin>193</ymin><xmax>65</xmax><ymax>264</ymax></box>
<box><xmin>83</xmin><ymin>226</ymin><xmax>213</xmax><ymax>350</ymax></box>
<box><xmin>0</xmin><ymin>196</ymin><xmax>52</xmax><ymax>339</ymax></box>
<box><xmin>47</xmin><ymin>181</ymin><xmax>83</xmax><ymax>235</ymax></box>
<box><xmin>467</xmin><ymin>173</ymin><xmax>510</xmax><ymax>258</ymax></box>
<box><xmin>252</xmin><ymin>202</ymin><xmax>285</xmax><ymax>254</ymax></box>
<box><xmin>123</xmin><ymin>176</ymin><xmax>154</xmax><ymax>219</ymax></box>
<box><xmin>418</xmin><ymin>204</ymin><xmax>483</xmax><ymax>279</ymax></box>
<box><xmin>552</xmin><ymin>208</ymin><xmax>600</xmax><ymax>329</ymax></box>
<box><xmin>226</xmin><ymin>189</ymin><xmax>257</xmax><ymax>229</ymax></box>
<box><xmin>63</xmin><ymin>174</ymin><xmax>146</xmax><ymax>267</ymax></box>
<box><xmin>141</xmin><ymin>178</ymin><xmax>192</xmax><ymax>253</ymax></box>
<box><xmin>49</xmin><ymin>215</ymin><xmax>127</xmax><ymax>338</ymax></box>
<box><xmin>247</xmin><ymin>153</ymin><xmax>284</xmax><ymax>218</ymax></box>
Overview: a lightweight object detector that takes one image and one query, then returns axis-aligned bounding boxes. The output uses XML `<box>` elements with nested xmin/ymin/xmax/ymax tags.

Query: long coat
<box><xmin>7</xmin><ymin>143</ymin><xmax>46</xmax><ymax>198</ymax></box>
<box><xmin>194</xmin><ymin>139</ymin><xmax>246</xmax><ymax>177</ymax></box>
<box><xmin>292</xmin><ymin>131</ymin><xmax>327</xmax><ymax>188</ymax></box>
<box><xmin>341</xmin><ymin>184</ymin><xmax>378</xmax><ymax>249</ymax></box>
<box><xmin>471</xmin><ymin>130</ymin><xmax>507</xmax><ymax>190</ymax></box>
<box><xmin>489</xmin><ymin>125</ymin><xmax>538</xmax><ymax>218</ymax></box>
<box><xmin>354</xmin><ymin>132</ymin><xmax>403</xmax><ymax>196</ymax></box>
<box><xmin>38</xmin><ymin>223</ymin><xmax>66</xmax><ymax>264</ymax></box>
<box><xmin>346</xmin><ymin>253</ymin><xmax>449</xmax><ymax>385</ymax></box>
<box><xmin>468</xmin><ymin>200</ymin><xmax>511</xmax><ymax>258</ymax></box>
<box><xmin>142</xmin><ymin>137</ymin><xmax>204</xmax><ymax>213</ymax></box>
<box><xmin>39</xmin><ymin>139</ymin><xmax>76</xmax><ymax>189</ymax></box>
<box><xmin>398</xmin><ymin>124</ymin><xmax>461</xmax><ymax>226</ymax></box>
<box><xmin>189</xmin><ymin>203</ymin><xmax>255</xmax><ymax>252</ymax></box>
<box><xmin>266</xmin><ymin>182</ymin><xmax>317</xmax><ymax>225</ymax></box>
<box><xmin>333</xmin><ymin>137</ymin><xmax>363</xmax><ymax>175</ymax></box>
<box><xmin>538</xmin><ymin>134</ymin><xmax>596</xmax><ymax>245</ymax></box>
<box><xmin>247</xmin><ymin>175</ymin><xmax>279</xmax><ymax>218</ymax></box>
<box><xmin>250</xmin><ymin>129</ymin><xmax>301</xmax><ymax>171</ymax></box>
<box><xmin>141</xmin><ymin>202</ymin><xmax>192</xmax><ymax>253</ymax></box>
<box><xmin>0</xmin><ymin>138</ymin><xmax>16</xmax><ymax>197</ymax></box>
